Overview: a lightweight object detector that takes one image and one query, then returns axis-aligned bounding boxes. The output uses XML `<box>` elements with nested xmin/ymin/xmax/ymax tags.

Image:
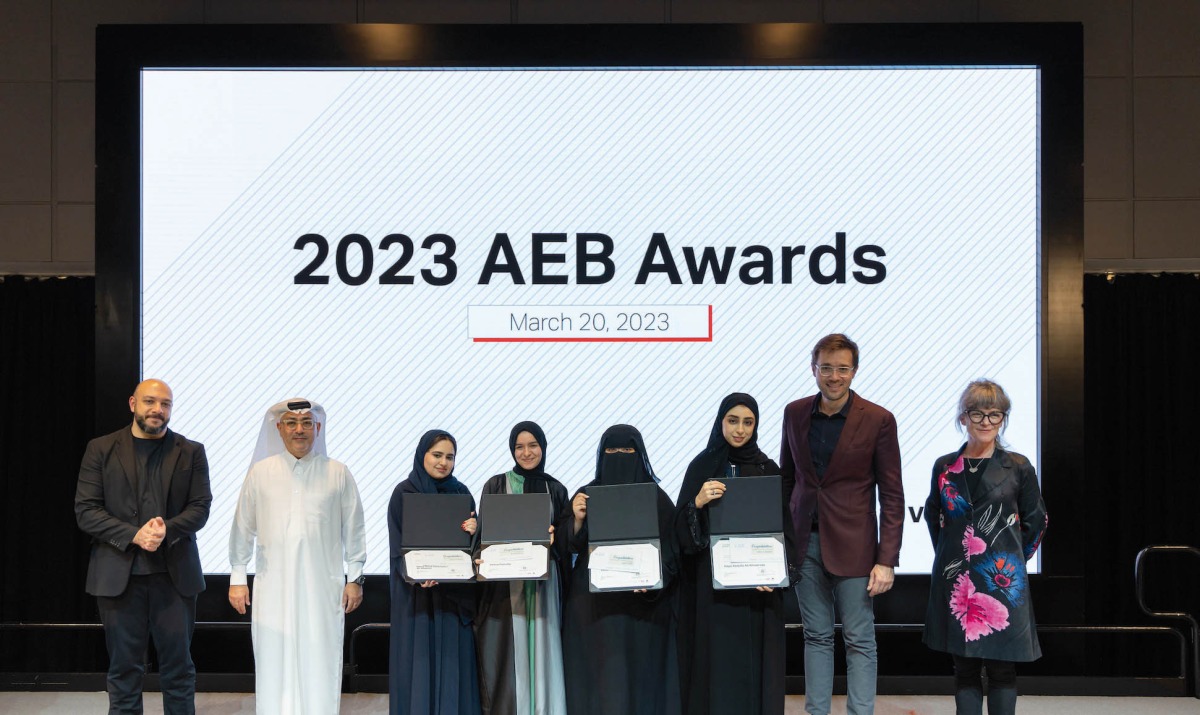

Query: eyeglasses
<box><xmin>603</xmin><ymin>447</ymin><xmax>636</xmax><ymax>454</ymax></box>
<box><xmin>815</xmin><ymin>365</ymin><xmax>854</xmax><ymax>377</ymax></box>
<box><xmin>281</xmin><ymin>419</ymin><xmax>315</xmax><ymax>431</ymax></box>
<box><xmin>965</xmin><ymin>410</ymin><xmax>1006</xmax><ymax>426</ymax></box>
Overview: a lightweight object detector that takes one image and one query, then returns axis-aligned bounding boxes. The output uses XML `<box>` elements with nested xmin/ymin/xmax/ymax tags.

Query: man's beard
<box><xmin>136</xmin><ymin>413</ymin><xmax>168</xmax><ymax>435</ymax></box>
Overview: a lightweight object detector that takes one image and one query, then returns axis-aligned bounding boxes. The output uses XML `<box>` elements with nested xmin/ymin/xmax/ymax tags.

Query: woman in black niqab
<box><xmin>475</xmin><ymin>421</ymin><xmax>570</xmax><ymax>715</ymax></box>
<box><xmin>561</xmin><ymin>425</ymin><xmax>681</xmax><ymax>715</ymax></box>
<box><xmin>387</xmin><ymin>430</ymin><xmax>481</xmax><ymax>715</ymax></box>
<box><xmin>673</xmin><ymin>394</ymin><xmax>794</xmax><ymax>715</ymax></box>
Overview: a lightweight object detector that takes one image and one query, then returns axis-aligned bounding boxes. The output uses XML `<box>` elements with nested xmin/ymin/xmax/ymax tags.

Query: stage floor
<box><xmin>1</xmin><ymin>692</ymin><xmax>1197</xmax><ymax>714</ymax></box>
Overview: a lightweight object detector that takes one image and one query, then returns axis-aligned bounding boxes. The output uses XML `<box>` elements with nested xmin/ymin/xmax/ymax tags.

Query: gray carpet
<box><xmin>1</xmin><ymin>693</ymin><xmax>1197</xmax><ymax>714</ymax></box>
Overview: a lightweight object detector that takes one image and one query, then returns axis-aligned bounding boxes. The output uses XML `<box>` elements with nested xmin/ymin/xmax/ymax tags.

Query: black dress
<box><xmin>673</xmin><ymin>393</ymin><xmax>793</xmax><ymax>715</ymax></box>
<box><xmin>388</xmin><ymin>430</ymin><xmax>481</xmax><ymax>715</ymax></box>
<box><xmin>561</xmin><ymin>425</ymin><xmax>681</xmax><ymax>715</ymax></box>
<box><xmin>922</xmin><ymin>446</ymin><xmax>1047</xmax><ymax>662</ymax></box>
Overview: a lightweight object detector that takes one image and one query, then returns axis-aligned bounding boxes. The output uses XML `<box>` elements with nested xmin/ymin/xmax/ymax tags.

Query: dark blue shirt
<box><xmin>807</xmin><ymin>392</ymin><xmax>853</xmax><ymax>528</ymax></box>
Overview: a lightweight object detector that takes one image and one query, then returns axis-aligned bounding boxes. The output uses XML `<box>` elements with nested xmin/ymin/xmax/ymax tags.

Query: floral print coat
<box><xmin>922</xmin><ymin>446</ymin><xmax>1047</xmax><ymax>661</ymax></box>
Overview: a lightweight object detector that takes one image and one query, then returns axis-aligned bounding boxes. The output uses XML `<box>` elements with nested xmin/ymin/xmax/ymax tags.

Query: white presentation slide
<box><xmin>141</xmin><ymin>66</ymin><xmax>1041</xmax><ymax>575</ymax></box>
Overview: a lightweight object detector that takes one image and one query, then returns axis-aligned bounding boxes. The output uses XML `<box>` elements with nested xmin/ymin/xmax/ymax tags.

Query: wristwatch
<box><xmin>352</xmin><ymin>575</ymin><xmax>366</xmax><ymax>586</ymax></box>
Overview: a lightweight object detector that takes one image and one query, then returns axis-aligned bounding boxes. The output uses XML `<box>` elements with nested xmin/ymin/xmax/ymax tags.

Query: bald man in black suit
<box><xmin>75</xmin><ymin>379</ymin><xmax>211</xmax><ymax>715</ymax></box>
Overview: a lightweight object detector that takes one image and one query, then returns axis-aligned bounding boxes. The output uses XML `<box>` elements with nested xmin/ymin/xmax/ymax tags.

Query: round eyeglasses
<box><xmin>965</xmin><ymin>410</ymin><xmax>1006</xmax><ymax>426</ymax></box>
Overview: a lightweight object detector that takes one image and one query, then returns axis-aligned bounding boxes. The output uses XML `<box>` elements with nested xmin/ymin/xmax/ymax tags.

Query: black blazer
<box><xmin>74</xmin><ymin>426</ymin><xmax>212</xmax><ymax>597</ymax></box>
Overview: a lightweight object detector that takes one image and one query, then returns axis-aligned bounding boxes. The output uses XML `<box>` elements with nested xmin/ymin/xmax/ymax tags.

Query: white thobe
<box><xmin>229</xmin><ymin>452</ymin><xmax>366</xmax><ymax>715</ymax></box>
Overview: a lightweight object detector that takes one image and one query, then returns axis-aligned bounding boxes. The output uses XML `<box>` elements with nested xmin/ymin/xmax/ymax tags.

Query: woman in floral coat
<box><xmin>923</xmin><ymin>380</ymin><xmax>1047</xmax><ymax>715</ymax></box>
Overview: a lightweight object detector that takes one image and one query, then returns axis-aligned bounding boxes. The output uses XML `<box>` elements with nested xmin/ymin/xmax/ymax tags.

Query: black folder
<box><xmin>707</xmin><ymin>475</ymin><xmax>784</xmax><ymax>536</ymax></box>
<box><xmin>401</xmin><ymin>493</ymin><xmax>474</xmax><ymax>549</ymax></box>
<box><xmin>586</xmin><ymin>483</ymin><xmax>659</xmax><ymax>542</ymax></box>
<box><xmin>479</xmin><ymin>492</ymin><xmax>552</xmax><ymax>545</ymax></box>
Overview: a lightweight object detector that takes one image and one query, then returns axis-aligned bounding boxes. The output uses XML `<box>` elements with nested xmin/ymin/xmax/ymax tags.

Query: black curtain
<box><xmin>1083</xmin><ymin>273</ymin><xmax>1200</xmax><ymax>675</ymax></box>
<box><xmin>0</xmin><ymin>276</ymin><xmax>106</xmax><ymax>669</ymax></box>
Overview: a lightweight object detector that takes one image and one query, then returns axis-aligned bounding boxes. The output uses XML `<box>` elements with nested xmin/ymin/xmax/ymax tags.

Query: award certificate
<box><xmin>589</xmin><ymin>543</ymin><xmax>662</xmax><ymax>591</ymax></box>
<box><xmin>478</xmin><ymin>542</ymin><xmax>549</xmax><ymax>580</ymax></box>
<box><xmin>710</xmin><ymin>535</ymin><xmax>788</xmax><ymax>588</ymax></box>
<box><xmin>403</xmin><ymin>549</ymin><xmax>474</xmax><ymax>581</ymax></box>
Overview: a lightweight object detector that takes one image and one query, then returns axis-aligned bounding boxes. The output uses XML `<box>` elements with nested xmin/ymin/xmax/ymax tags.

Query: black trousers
<box><xmin>951</xmin><ymin>654</ymin><xmax>1017</xmax><ymax>691</ymax></box>
<box><xmin>96</xmin><ymin>573</ymin><xmax>197</xmax><ymax>715</ymax></box>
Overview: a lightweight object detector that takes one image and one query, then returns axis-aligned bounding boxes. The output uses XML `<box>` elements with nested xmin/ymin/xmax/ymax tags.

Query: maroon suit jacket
<box><xmin>780</xmin><ymin>391</ymin><xmax>904</xmax><ymax>577</ymax></box>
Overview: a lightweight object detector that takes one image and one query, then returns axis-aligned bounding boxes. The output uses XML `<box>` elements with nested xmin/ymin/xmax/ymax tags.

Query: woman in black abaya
<box><xmin>561</xmin><ymin>425</ymin><xmax>680</xmax><ymax>715</ymax></box>
<box><xmin>475</xmin><ymin>421</ymin><xmax>570</xmax><ymax>715</ymax></box>
<box><xmin>387</xmin><ymin>430</ymin><xmax>480</xmax><ymax>715</ymax></box>
<box><xmin>674</xmin><ymin>393</ymin><xmax>793</xmax><ymax>715</ymax></box>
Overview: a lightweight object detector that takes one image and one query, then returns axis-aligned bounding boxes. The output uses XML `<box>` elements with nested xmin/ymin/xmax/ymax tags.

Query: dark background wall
<box><xmin>1</xmin><ymin>1</ymin><xmax>1199</xmax><ymax>277</ymax></box>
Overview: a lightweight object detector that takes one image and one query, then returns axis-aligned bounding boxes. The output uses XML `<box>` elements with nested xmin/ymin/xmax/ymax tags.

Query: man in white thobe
<box><xmin>228</xmin><ymin>399</ymin><xmax>366</xmax><ymax>714</ymax></box>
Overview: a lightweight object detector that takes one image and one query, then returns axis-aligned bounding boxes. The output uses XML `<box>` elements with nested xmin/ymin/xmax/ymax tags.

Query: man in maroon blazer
<box><xmin>780</xmin><ymin>334</ymin><xmax>903</xmax><ymax>715</ymax></box>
